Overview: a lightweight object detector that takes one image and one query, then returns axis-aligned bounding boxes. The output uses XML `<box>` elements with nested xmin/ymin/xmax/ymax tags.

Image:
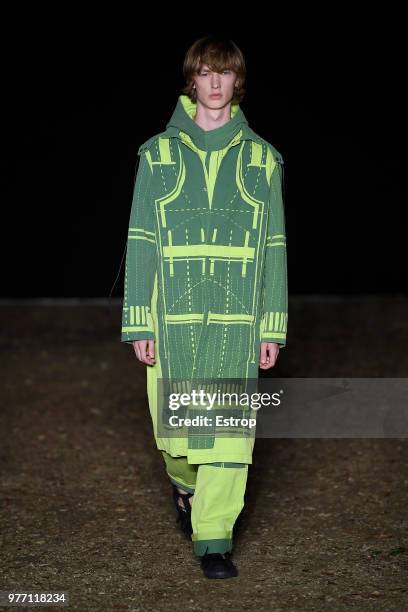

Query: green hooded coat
<box><xmin>121</xmin><ymin>94</ymin><xmax>288</xmax><ymax>464</ymax></box>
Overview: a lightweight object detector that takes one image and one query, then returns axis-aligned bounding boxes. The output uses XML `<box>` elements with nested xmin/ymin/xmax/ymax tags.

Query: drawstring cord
<box><xmin>279</xmin><ymin>156</ymin><xmax>286</xmax><ymax>208</ymax></box>
<box><xmin>104</xmin><ymin>154</ymin><xmax>141</xmax><ymax>333</ymax></box>
<box><xmin>108</xmin><ymin>154</ymin><xmax>141</xmax><ymax>299</ymax></box>
<box><xmin>108</xmin><ymin>239</ymin><xmax>127</xmax><ymax>299</ymax></box>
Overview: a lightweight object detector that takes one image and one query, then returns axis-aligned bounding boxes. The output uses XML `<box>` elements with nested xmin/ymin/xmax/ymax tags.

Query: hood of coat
<box><xmin>137</xmin><ymin>94</ymin><xmax>284</xmax><ymax>166</ymax></box>
<box><xmin>164</xmin><ymin>94</ymin><xmax>252</xmax><ymax>152</ymax></box>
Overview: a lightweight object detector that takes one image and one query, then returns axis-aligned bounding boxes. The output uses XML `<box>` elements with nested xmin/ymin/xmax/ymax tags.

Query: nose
<box><xmin>211</xmin><ymin>73</ymin><xmax>221</xmax><ymax>88</ymax></box>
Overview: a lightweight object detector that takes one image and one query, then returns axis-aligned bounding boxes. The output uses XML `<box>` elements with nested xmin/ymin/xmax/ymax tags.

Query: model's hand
<box><xmin>133</xmin><ymin>340</ymin><xmax>156</xmax><ymax>366</ymax></box>
<box><xmin>259</xmin><ymin>342</ymin><xmax>279</xmax><ymax>370</ymax></box>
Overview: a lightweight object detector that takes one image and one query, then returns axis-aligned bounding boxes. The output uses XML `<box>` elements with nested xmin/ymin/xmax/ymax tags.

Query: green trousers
<box><xmin>161</xmin><ymin>450</ymin><xmax>248</xmax><ymax>556</ymax></box>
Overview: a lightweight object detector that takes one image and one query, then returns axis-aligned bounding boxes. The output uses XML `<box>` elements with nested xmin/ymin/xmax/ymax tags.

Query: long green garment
<box><xmin>121</xmin><ymin>94</ymin><xmax>288</xmax><ymax>464</ymax></box>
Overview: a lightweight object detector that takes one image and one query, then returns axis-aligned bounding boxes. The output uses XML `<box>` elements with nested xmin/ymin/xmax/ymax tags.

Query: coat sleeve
<box><xmin>260</xmin><ymin>153</ymin><xmax>288</xmax><ymax>346</ymax></box>
<box><xmin>121</xmin><ymin>150</ymin><xmax>157</xmax><ymax>343</ymax></box>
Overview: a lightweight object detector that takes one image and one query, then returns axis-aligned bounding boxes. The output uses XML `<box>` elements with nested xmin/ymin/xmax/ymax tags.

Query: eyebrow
<box><xmin>199</xmin><ymin>67</ymin><xmax>230</xmax><ymax>71</ymax></box>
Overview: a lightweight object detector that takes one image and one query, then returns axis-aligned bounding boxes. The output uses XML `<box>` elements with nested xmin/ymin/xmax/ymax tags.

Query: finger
<box><xmin>143</xmin><ymin>341</ymin><xmax>155</xmax><ymax>365</ymax></box>
<box><xmin>259</xmin><ymin>342</ymin><xmax>268</xmax><ymax>367</ymax></box>
<box><xmin>139</xmin><ymin>341</ymin><xmax>149</xmax><ymax>364</ymax></box>
<box><xmin>147</xmin><ymin>339</ymin><xmax>155</xmax><ymax>361</ymax></box>
<box><xmin>266</xmin><ymin>343</ymin><xmax>279</xmax><ymax>369</ymax></box>
<box><xmin>133</xmin><ymin>341</ymin><xmax>141</xmax><ymax>361</ymax></box>
<box><xmin>144</xmin><ymin>340</ymin><xmax>155</xmax><ymax>366</ymax></box>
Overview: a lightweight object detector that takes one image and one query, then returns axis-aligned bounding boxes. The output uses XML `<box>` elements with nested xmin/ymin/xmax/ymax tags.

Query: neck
<box><xmin>192</xmin><ymin>98</ymin><xmax>232</xmax><ymax>131</ymax></box>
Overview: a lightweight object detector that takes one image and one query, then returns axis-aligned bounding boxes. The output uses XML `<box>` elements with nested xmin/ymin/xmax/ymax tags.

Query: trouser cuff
<box><xmin>192</xmin><ymin>531</ymin><xmax>233</xmax><ymax>556</ymax></box>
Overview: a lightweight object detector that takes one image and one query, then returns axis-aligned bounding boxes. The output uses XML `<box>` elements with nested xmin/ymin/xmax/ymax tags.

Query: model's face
<box><xmin>193</xmin><ymin>63</ymin><xmax>238</xmax><ymax>109</ymax></box>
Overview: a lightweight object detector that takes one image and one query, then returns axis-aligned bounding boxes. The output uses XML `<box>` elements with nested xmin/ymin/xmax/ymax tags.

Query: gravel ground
<box><xmin>0</xmin><ymin>297</ymin><xmax>407</xmax><ymax>611</ymax></box>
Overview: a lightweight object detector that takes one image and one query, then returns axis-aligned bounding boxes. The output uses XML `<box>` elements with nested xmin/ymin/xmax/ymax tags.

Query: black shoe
<box><xmin>200</xmin><ymin>552</ymin><xmax>238</xmax><ymax>579</ymax></box>
<box><xmin>171</xmin><ymin>484</ymin><xmax>193</xmax><ymax>539</ymax></box>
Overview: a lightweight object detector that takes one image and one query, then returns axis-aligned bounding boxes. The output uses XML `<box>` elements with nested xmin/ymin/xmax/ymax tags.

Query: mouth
<box><xmin>209</xmin><ymin>93</ymin><xmax>222</xmax><ymax>98</ymax></box>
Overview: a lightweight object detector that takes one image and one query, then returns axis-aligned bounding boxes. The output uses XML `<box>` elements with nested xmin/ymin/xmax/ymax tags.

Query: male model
<box><xmin>121</xmin><ymin>35</ymin><xmax>288</xmax><ymax>579</ymax></box>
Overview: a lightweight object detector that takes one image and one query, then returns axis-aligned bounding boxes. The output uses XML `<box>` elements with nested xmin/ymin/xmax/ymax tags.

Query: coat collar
<box><xmin>138</xmin><ymin>95</ymin><xmax>283</xmax><ymax>164</ymax></box>
<box><xmin>138</xmin><ymin>123</ymin><xmax>266</xmax><ymax>154</ymax></box>
<box><xmin>162</xmin><ymin>123</ymin><xmax>265</xmax><ymax>146</ymax></box>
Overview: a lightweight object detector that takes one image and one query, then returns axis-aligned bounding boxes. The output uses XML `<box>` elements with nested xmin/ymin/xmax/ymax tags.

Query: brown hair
<box><xmin>181</xmin><ymin>35</ymin><xmax>246</xmax><ymax>105</ymax></box>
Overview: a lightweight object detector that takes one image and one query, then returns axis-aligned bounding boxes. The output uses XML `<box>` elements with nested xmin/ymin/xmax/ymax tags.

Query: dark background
<box><xmin>2</xmin><ymin>16</ymin><xmax>406</xmax><ymax>298</ymax></box>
